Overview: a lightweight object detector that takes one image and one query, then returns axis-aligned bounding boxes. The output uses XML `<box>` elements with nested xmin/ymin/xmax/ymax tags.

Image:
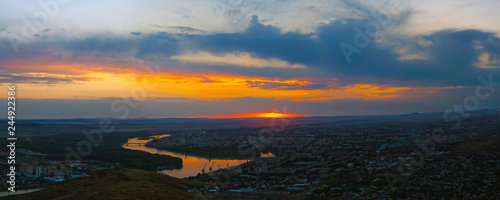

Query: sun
<box><xmin>258</xmin><ymin>112</ymin><xmax>285</xmax><ymax>118</ymax></box>
<box><xmin>200</xmin><ymin>112</ymin><xmax>305</xmax><ymax>118</ymax></box>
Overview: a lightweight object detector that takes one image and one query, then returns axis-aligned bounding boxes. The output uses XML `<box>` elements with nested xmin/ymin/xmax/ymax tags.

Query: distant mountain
<box><xmin>5</xmin><ymin>169</ymin><xmax>234</xmax><ymax>200</ymax></box>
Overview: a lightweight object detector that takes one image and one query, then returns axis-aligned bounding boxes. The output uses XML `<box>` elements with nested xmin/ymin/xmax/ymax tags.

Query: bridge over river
<box><xmin>123</xmin><ymin>143</ymin><xmax>146</xmax><ymax>146</ymax></box>
<box><xmin>122</xmin><ymin>134</ymin><xmax>249</xmax><ymax>178</ymax></box>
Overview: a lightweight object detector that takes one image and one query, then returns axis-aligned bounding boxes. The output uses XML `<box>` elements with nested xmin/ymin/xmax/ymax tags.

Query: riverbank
<box><xmin>145</xmin><ymin>144</ymin><xmax>258</xmax><ymax>160</ymax></box>
<box><xmin>15</xmin><ymin>132</ymin><xmax>183</xmax><ymax>171</ymax></box>
<box><xmin>123</xmin><ymin>135</ymin><xmax>248</xmax><ymax>178</ymax></box>
<box><xmin>0</xmin><ymin>187</ymin><xmax>46</xmax><ymax>197</ymax></box>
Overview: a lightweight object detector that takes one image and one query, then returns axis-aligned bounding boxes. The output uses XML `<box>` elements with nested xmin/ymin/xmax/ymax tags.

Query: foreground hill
<box><xmin>455</xmin><ymin>137</ymin><xmax>500</xmax><ymax>152</ymax></box>
<box><xmin>5</xmin><ymin>169</ymin><xmax>235</xmax><ymax>200</ymax></box>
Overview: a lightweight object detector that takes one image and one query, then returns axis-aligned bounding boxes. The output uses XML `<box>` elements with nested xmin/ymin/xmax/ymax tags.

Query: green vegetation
<box><xmin>136</xmin><ymin>136</ymin><xmax>153</xmax><ymax>140</ymax></box>
<box><xmin>153</xmin><ymin>145</ymin><xmax>259</xmax><ymax>159</ymax></box>
<box><xmin>455</xmin><ymin>137</ymin><xmax>500</xmax><ymax>152</ymax></box>
<box><xmin>14</xmin><ymin>132</ymin><xmax>183</xmax><ymax>171</ymax></box>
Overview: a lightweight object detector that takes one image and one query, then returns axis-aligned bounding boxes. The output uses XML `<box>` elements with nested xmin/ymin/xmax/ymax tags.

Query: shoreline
<box><xmin>122</xmin><ymin>136</ymin><xmax>250</xmax><ymax>178</ymax></box>
<box><xmin>144</xmin><ymin>144</ymin><xmax>256</xmax><ymax>160</ymax></box>
<box><xmin>125</xmin><ymin>134</ymin><xmax>255</xmax><ymax>160</ymax></box>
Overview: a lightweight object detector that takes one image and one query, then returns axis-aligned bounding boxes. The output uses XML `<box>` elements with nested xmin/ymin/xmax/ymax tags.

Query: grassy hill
<box><xmin>8</xmin><ymin>132</ymin><xmax>183</xmax><ymax>171</ymax></box>
<box><xmin>4</xmin><ymin>169</ymin><xmax>236</xmax><ymax>200</ymax></box>
<box><xmin>455</xmin><ymin>137</ymin><xmax>500</xmax><ymax>152</ymax></box>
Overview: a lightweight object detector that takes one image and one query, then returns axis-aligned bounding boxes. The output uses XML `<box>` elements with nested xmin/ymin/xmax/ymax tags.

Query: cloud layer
<box><xmin>0</xmin><ymin>0</ymin><xmax>499</xmax><ymax>118</ymax></box>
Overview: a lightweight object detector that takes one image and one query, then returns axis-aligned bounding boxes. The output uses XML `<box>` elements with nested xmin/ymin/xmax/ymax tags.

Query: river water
<box><xmin>122</xmin><ymin>134</ymin><xmax>271</xmax><ymax>178</ymax></box>
<box><xmin>0</xmin><ymin>188</ymin><xmax>44</xmax><ymax>197</ymax></box>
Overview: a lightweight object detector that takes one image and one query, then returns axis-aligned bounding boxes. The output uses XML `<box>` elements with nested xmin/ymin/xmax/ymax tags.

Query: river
<box><xmin>0</xmin><ymin>188</ymin><xmax>44</xmax><ymax>197</ymax></box>
<box><xmin>122</xmin><ymin>134</ymin><xmax>273</xmax><ymax>178</ymax></box>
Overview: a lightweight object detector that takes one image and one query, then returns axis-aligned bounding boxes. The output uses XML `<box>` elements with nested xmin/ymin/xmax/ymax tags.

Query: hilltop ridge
<box><xmin>4</xmin><ymin>168</ymin><xmax>234</xmax><ymax>200</ymax></box>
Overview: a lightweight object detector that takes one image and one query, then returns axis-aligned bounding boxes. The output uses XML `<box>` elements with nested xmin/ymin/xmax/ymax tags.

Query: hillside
<box><xmin>455</xmin><ymin>137</ymin><xmax>500</xmax><ymax>152</ymax></box>
<box><xmin>4</xmin><ymin>169</ymin><xmax>235</xmax><ymax>200</ymax></box>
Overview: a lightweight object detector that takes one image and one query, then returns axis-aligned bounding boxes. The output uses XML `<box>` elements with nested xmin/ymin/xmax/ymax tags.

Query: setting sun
<box><xmin>200</xmin><ymin>112</ymin><xmax>306</xmax><ymax>119</ymax></box>
<box><xmin>257</xmin><ymin>112</ymin><xmax>284</xmax><ymax>118</ymax></box>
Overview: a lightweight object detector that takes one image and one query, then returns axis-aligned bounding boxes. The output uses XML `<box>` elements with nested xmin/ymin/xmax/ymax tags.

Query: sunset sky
<box><xmin>1</xmin><ymin>0</ymin><xmax>500</xmax><ymax>118</ymax></box>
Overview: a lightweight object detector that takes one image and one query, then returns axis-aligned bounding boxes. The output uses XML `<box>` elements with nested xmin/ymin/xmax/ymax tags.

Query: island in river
<box><xmin>122</xmin><ymin>134</ymin><xmax>255</xmax><ymax>178</ymax></box>
<box><xmin>143</xmin><ymin>132</ymin><xmax>269</xmax><ymax>159</ymax></box>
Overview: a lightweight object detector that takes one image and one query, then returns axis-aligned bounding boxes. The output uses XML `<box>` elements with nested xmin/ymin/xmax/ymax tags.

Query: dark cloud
<box><xmin>201</xmin><ymin>78</ymin><xmax>216</xmax><ymax>83</ymax></box>
<box><xmin>134</xmin><ymin>32</ymin><xmax>185</xmax><ymax>60</ymax></box>
<box><xmin>424</xmin><ymin>29</ymin><xmax>499</xmax><ymax>68</ymax></box>
<box><xmin>189</xmin><ymin>15</ymin><xmax>500</xmax><ymax>87</ymax></box>
<box><xmin>130</xmin><ymin>31</ymin><xmax>142</xmax><ymax>36</ymax></box>
<box><xmin>0</xmin><ymin>74</ymin><xmax>91</xmax><ymax>84</ymax></box>
<box><xmin>167</xmin><ymin>26</ymin><xmax>206</xmax><ymax>34</ymax></box>
<box><xmin>62</xmin><ymin>36</ymin><xmax>138</xmax><ymax>53</ymax></box>
<box><xmin>211</xmin><ymin>0</ymin><xmax>292</xmax><ymax>31</ymax></box>
<box><xmin>150</xmin><ymin>25</ymin><xmax>205</xmax><ymax>34</ymax></box>
<box><xmin>1</xmin><ymin>13</ymin><xmax>499</xmax><ymax>88</ymax></box>
<box><xmin>246</xmin><ymin>80</ymin><xmax>327</xmax><ymax>90</ymax></box>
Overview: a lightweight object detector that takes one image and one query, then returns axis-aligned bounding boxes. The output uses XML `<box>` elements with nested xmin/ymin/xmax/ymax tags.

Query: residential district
<box><xmin>147</xmin><ymin>117</ymin><xmax>500</xmax><ymax>199</ymax></box>
<box><xmin>2</xmin><ymin>114</ymin><xmax>499</xmax><ymax>199</ymax></box>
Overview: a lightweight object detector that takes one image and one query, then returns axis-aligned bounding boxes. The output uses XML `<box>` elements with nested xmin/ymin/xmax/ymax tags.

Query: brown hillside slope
<box><xmin>4</xmin><ymin>168</ymin><xmax>237</xmax><ymax>200</ymax></box>
<box><xmin>455</xmin><ymin>137</ymin><xmax>500</xmax><ymax>152</ymax></box>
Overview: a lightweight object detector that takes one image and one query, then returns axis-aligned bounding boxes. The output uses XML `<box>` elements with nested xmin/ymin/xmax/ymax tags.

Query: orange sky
<box><xmin>0</xmin><ymin>64</ymin><xmax>428</xmax><ymax>102</ymax></box>
<box><xmin>199</xmin><ymin>112</ymin><xmax>306</xmax><ymax>118</ymax></box>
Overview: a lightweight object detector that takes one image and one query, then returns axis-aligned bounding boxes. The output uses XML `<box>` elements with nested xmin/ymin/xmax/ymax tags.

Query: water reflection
<box><xmin>0</xmin><ymin>188</ymin><xmax>44</xmax><ymax>197</ymax></box>
<box><xmin>122</xmin><ymin>134</ymin><xmax>249</xmax><ymax>178</ymax></box>
<box><xmin>260</xmin><ymin>152</ymin><xmax>275</xmax><ymax>157</ymax></box>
